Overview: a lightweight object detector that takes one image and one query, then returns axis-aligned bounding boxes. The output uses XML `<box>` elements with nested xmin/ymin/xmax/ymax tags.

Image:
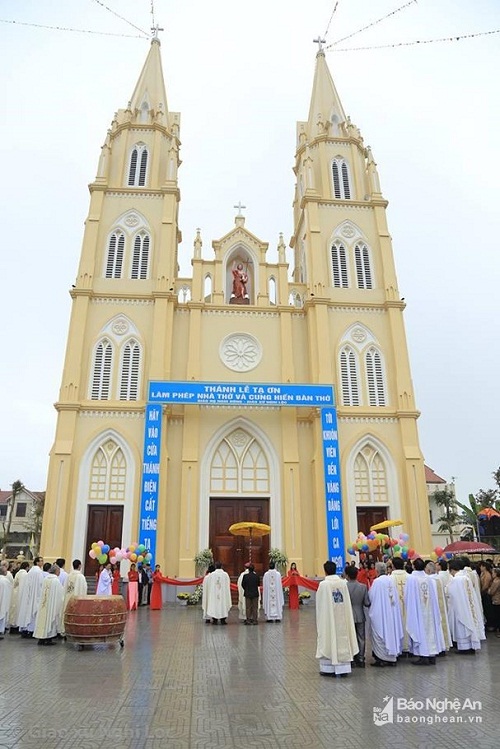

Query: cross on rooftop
<box><xmin>313</xmin><ymin>36</ymin><xmax>326</xmax><ymax>53</ymax></box>
<box><xmin>151</xmin><ymin>24</ymin><xmax>164</xmax><ymax>40</ymax></box>
<box><xmin>234</xmin><ymin>202</ymin><xmax>246</xmax><ymax>217</ymax></box>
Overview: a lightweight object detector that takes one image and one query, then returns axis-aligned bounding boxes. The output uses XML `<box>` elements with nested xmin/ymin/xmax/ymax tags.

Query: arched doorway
<box><xmin>207</xmin><ymin>425</ymin><xmax>271</xmax><ymax>577</ymax></box>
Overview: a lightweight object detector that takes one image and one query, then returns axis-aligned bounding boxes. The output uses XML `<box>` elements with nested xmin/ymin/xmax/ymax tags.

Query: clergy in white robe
<box><xmin>460</xmin><ymin>557</ymin><xmax>483</xmax><ymax>620</ymax></box>
<box><xmin>390</xmin><ymin>558</ymin><xmax>409</xmax><ymax>652</ymax></box>
<box><xmin>447</xmin><ymin>559</ymin><xmax>485</xmax><ymax>653</ymax></box>
<box><xmin>262</xmin><ymin>563</ymin><xmax>285</xmax><ymax>622</ymax></box>
<box><xmin>34</xmin><ymin>566</ymin><xmax>64</xmax><ymax>645</ymax></box>
<box><xmin>0</xmin><ymin>568</ymin><xmax>13</xmax><ymax>636</ymax></box>
<box><xmin>437</xmin><ymin>559</ymin><xmax>451</xmax><ymax>588</ymax></box>
<box><xmin>96</xmin><ymin>564</ymin><xmax>113</xmax><ymax>595</ymax></box>
<box><xmin>404</xmin><ymin>558</ymin><xmax>445</xmax><ymax>664</ymax></box>
<box><xmin>62</xmin><ymin>560</ymin><xmax>88</xmax><ymax>633</ymax></box>
<box><xmin>368</xmin><ymin>562</ymin><xmax>403</xmax><ymax>666</ymax></box>
<box><xmin>203</xmin><ymin>563</ymin><xmax>232</xmax><ymax>624</ymax></box>
<box><xmin>17</xmin><ymin>556</ymin><xmax>45</xmax><ymax>636</ymax></box>
<box><xmin>8</xmin><ymin>564</ymin><xmax>29</xmax><ymax>631</ymax></box>
<box><xmin>425</xmin><ymin>561</ymin><xmax>452</xmax><ymax>650</ymax></box>
<box><xmin>315</xmin><ymin>561</ymin><xmax>358</xmax><ymax>676</ymax></box>
<box><xmin>55</xmin><ymin>558</ymin><xmax>69</xmax><ymax>587</ymax></box>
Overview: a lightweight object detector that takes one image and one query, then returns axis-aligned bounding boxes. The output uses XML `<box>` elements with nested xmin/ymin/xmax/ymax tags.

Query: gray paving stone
<box><xmin>1</xmin><ymin>604</ymin><xmax>499</xmax><ymax>749</ymax></box>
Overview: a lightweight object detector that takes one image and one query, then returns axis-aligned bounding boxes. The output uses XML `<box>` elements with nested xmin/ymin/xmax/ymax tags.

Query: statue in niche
<box><xmin>230</xmin><ymin>261</ymin><xmax>250</xmax><ymax>304</ymax></box>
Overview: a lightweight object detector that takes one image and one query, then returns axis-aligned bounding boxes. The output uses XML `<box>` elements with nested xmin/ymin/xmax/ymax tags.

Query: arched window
<box><xmin>210</xmin><ymin>430</ymin><xmax>269</xmax><ymax>494</ymax></box>
<box><xmin>353</xmin><ymin>445</ymin><xmax>388</xmax><ymax>504</ymax></box>
<box><xmin>128</xmin><ymin>144</ymin><xmax>148</xmax><ymax>187</ymax></box>
<box><xmin>105</xmin><ymin>231</ymin><xmax>125</xmax><ymax>279</ymax></box>
<box><xmin>268</xmin><ymin>277</ymin><xmax>277</xmax><ymax>305</ymax></box>
<box><xmin>366</xmin><ymin>347</ymin><xmax>386</xmax><ymax>406</ymax></box>
<box><xmin>204</xmin><ymin>275</ymin><xmax>212</xmax><ymax>302</ymax></box>
<box><xmin>119</xmin><ymin>339</ymin><xmax>141</xmax><ymax>400</ymax></box>
<box><xmin>131</xmin><ymin>232</ymin><xmax>150</xmax><ymax>279</ymax></box>
<box><xmin>355</xmin><ymin>243</ymin><xmax>373</xmax><ymax>289</ymax></box>
<box><xmin>332</xmin><ymin>158</ymin><xmax>351</xmax><ymax>199</ymax></box>
<box><xmin>331</xmin><ymin>241</ymin><xmax>349</xmax><ymax>287</ymax></box>
<box><xmin>89</xmin><ymin>439</ymin><xmax>126</xmax><ymax>502</ymax></box>
<box><xmin>339</xmin><ymin>346</ymin><xmax>360</xmax><ymax>406</ymax></box>
<box><xmin>90</xmin><ymin>338</ymin><xmax>113</xmax><ymax>400</ymax></box>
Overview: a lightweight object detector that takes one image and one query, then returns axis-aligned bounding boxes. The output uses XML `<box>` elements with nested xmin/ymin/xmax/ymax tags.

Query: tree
<box><xmin>432</xmin><ymin>488</ymin><xmax>461</xmax><ymax>542</ymax></box>
<box><xmin>23</xmin><ymin>492</ymin><xmax>45</xmax><ymax>557</ymax></box>
<box><xmin>1</xmin><ymin>479</ymin><xmax>25</xmax><ymax>552</ymax></box>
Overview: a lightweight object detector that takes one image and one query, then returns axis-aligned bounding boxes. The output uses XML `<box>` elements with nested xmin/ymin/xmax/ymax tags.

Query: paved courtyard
<box><xmin>1</xmin><ymin>604</ymin><xmax>498</xmax><ymax>749</ymax></box>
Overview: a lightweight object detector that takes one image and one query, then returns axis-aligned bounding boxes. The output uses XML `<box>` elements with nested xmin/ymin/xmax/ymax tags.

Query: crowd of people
<box><xmin>1</xmin><ymin>552</ymin><xmax>498</xmax><ymax>673</ymax></box>
<box><xmin>0</xmin><ymin>557</ymin><xmax>87</xmax><ymax>646</ymax></box>
<box><xmin>315</xmin><ymin>555</ymin><xmax>499</xmax><ymax>677</ymax></box>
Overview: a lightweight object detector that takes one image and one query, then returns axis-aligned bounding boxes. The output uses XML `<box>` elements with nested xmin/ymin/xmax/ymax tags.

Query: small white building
<box><xmin>0</xmin><ymin>487</ymin><xmax>44</xmax><ymax>559</ymax></box>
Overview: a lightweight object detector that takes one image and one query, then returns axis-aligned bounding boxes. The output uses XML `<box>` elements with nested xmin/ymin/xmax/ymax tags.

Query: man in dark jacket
<box><xmin>345</xmin><ymin>565</ymin><xmax>370</xmax><ymax>666</ymax></box>
<box><xmin>241</xmin><ymin>564</ymin><xmax>260</xmax><ymax>625</ymax></box>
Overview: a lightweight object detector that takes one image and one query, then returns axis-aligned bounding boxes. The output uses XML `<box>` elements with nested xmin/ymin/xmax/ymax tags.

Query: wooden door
<box><xmin>209</xmin><ymin>498</ymin><xmax>269</xmax><ymax>578</ymax></box>
<box><xmin>356</xmin><ymin>507</ymin><xmax>388</xmax><ymax>536</ymax></box>
<box><xmin>84</xmin><ymin>505</ymin><xmax>124</xmax><ymax>576</ymax></box>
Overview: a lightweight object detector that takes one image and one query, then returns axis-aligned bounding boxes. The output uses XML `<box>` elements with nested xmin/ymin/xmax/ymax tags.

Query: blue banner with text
<box><xmin>321</xmin><ymin>407</ymin><xmax>345</xmax><ymax>570</ymax></box>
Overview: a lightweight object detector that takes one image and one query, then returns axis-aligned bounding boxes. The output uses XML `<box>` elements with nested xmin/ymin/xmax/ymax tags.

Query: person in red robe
<box><xmin>111</xmin><ymin>565</ymin><xmax>120</xmax><ymax>595</ymax></box>
<box><xmin>288</xmin><ymin>562</ymin><xmax>300</xmax><ymax>610</ymax></box>
<box><xmin>357</xmin><ymin>562</ymin><xmax>369</xmax><ymax>587</ymax></box>
<box><xmin>127</xmin><ymin>564</ymin><xmax>139</xmax><ymax>610</ymax></box>
<box><xmin>366</xmin><ymin>561</ymin><xmax>377</xmax><ymax>589</ymax></box>
<box><xmin>150</xmin><ymin>565</ymin><xmax>167</xmax><ymax>610</ymax></box>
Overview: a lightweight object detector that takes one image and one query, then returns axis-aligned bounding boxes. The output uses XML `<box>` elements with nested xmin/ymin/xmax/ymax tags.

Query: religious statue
<box><xmin>231</xmin><ymin>262</ymin><xmax>248</xmax><ymax>299</ymax></box>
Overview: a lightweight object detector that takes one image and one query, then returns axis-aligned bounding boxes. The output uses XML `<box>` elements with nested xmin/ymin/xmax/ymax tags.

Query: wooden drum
<box><xmin>64</xmin><ymin>595</ymin><xmax>127</xmax><ymax>647</ymax></box>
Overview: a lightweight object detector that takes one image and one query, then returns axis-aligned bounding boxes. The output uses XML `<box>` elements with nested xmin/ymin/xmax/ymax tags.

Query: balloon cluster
<box><xmin>347</xmin><ymin>531</ymin><xmax>415</xmax><ymax>560</ymax></box>
<box><xmin>430</xmin><ymin>546</ymin><xmax>453</xmax><ymax>561</ymax></box>
<box><xmin>88</xmin><ymin>540</ymin><xmax>152</xmax><ymax>566</ymax></box>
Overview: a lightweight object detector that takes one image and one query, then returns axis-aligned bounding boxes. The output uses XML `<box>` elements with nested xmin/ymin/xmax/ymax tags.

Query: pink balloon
<box><xmin>89</xmin><ymin>550</ymin><xmax>96</xmax><ymax>559</ymax></box>
<box><xmin>97</xmin><ymin>540</ymin><xmax>104</xmax><ymax>547</ymax></box>
<box><xmin>110</xmin><ymin>557</ymin><xmax>117</xmax><ymax>564</ymax></box>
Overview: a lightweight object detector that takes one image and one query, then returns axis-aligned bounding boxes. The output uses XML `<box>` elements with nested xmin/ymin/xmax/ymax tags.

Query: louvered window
<box><xmin>355</xmin><ymin>243</ymin><xmax>373</xmax><ymax>289</ymax></box>
<box><xmin>131</xmin><ymin>233</ymin><xmax>150</xmax><ymax>279</ymax></box>
<box><xmin>119</xmin><ymin>339</ymin><xmax>141</xmax><ymax>400</ymax></box>
<box><xmin>340</xmin><ymin>346</ymin><xmax>360</xmax><ymax>406</ymax></box>
<box><xmin>127</xmin><ymin>145</ymin><xmax>148</xmax><ymax>187</ymax></box>
<box><xmin>105</xmin><ymin>232</ymin><xmax>124</xmax><ymax>278</ymax></box>
<box><xmin>332</xmin><ymin>158</ymin><xmax>352</xmax><ymax>199</ymax></box>
<box><xmin>91</xmin><ymin>339</ymin><xmax>113</xmax><ymax>400</ymax></box>
<box><xmin>128</xmin><ymin>149</ymin><xmax>138</xmax><ymax>186</ymax></box>
<box><xmin>89</xmin><ymin>441</ymin><xmax>126</xmax><ymax>502</ymax></box>
<box><xmin>366</xmin><ymin>347</ymin><xmax>386</xmax><ymax>406</ymax></box>
<box><xmin>331</xmin><ymin>242</ymin><xmax>349</xmax><ymax>287</ymax></box>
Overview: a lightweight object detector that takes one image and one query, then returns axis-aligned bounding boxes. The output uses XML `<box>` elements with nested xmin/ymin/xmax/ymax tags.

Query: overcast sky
<box><xmin>1</xmin><ymin>0</ymin><xmax>499</xmax><ymax>504</ymax></box>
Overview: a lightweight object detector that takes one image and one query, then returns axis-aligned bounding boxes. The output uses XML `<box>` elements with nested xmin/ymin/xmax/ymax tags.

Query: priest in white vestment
<box><xmin>34</xmin><ymin>565</ymin><xmax>64</xmax><ymax>645</ymax></box>
<box><xmin>390</xmin><ymin>557</ymin><xmax>410</xmax><ymax>653</ymax></box>
<box><xmin>9</xmin><ymin>562</ymin><xmax>29</xmax><ymax>631</ymax></box>
<box><xmin>316</xmin><ymin>560</ymin><xmax>358</xmax><ymax>676</ymax></box>
<box><xmin>61</xmin><ymin>560</ymin><xmax>88</xmax><ymax>634</ymax></box>
<box><xmin>446</xmin><ymin>559</ymin><xmax>485</xmax><ymax>653</ymax></box>
<box><xmin>203</xmin><ymin>562</ymin><xmax>232</xmax><ymax>624</ymax></box>
<box><xmin>17</xmin><ymin>556</ymin><xmax>45</xmax><ymax>637</ymax></box>
<box><xmin>55</xmin><ymin>558</ymin><xmax>69</xmax><ymax>587</ymax></box>
<box><xmin>368</xmin><ymin>562</ymin><xmax>403</xmax><ymax>666</ymax></box>
<box><xmin>0</xmin><ymin>568</ymin><xmax>13</xmax><ymax>636</ymax></box>
<box><xmin>262</xmin><ymin>562</ymin><xmax>285</xmax><ymax>622</ymax></box>
<box><xmin>425</xmin><ymin>561</ymin><xmax>452</xmax><ymax>651</ymax></box>
<box><xmin>96</xmin><ymin>564</ymin><xmax>113</xmax><ymax>595</ymax></box>
<box><xmin>404</xmin><ymin>558</ymin><xmax>445</xmax><ymax>664</ymax></box>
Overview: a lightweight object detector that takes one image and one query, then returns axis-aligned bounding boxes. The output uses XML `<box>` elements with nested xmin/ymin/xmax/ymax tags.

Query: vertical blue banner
<box><xmin>321</xmin><ymin>407</ymin><xmax>345</xmax><ymax>569</ymax></box>
<box><xmin>139</xmin><ymin>404</ymin><xmax>162</xmax><ymax>565</ymax></box>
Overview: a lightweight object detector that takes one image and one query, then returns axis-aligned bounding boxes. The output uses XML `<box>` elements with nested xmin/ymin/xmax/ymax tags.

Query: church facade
<box><xmin>40</xmin><ymin>38</ymin><xmax>432</xmax><ymax>578</ymax></box>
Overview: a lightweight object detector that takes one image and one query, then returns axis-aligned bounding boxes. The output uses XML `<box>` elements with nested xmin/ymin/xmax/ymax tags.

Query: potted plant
<box><xmin>188</xmin><ymin>585</ymin><xmax>202</xmax><ymax>605</ymax></box>
<box><xmin>268</xmin><ymin>548</ymin><xmax>288</xmax><ymax>575</ymax></box>
<box><xmin>299</xmin><ymin>591</ymin><xmax>311</xmax><ymax>605</ymax></box>
<box><xmin>194</xmin><ymin>548</ymin><xmax>214</xmax><ymax>576</ymax></box>
<box><xmin>177</xmin><ymin>592</ymin><xmax>190</xmax><ymax>605</ymax></box>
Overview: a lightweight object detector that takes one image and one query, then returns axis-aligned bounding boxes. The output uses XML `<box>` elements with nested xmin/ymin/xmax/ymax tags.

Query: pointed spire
<box><xmin>306</xmin><ymin>48</ymin><xmax>346</xmax><ymax>141</ymax></box>
<box><xmin>193</xmin><ymin>228</ymin><xmax>203</xmax><ymax>259</ymax></box>
<box><xmin>129</xmin><ymin>38</ymin><xmax>169</xmax><ymax>125</ymax></box>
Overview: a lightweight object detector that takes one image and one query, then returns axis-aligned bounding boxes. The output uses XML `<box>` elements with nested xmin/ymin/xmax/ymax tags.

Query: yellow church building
<box><xmin>40</xmin><ymin>36</ymin><xmax>432</xmax><ymax>578</ymax></box>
